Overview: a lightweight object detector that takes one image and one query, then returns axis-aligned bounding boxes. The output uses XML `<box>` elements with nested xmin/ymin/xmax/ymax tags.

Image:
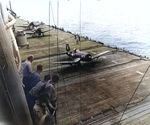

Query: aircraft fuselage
<box><xmin>68</xmin><ymin>51</ymin><xmax>92</xmax><ymax>62</ymax></box>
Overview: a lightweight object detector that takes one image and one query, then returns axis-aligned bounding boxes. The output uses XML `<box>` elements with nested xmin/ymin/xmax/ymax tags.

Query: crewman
<box><xmin>29</xmin><ymin>74</ymin><xmax>59</xmax><ymax>124</ymax></box>
<box><xmin>29</xmin><ymin>64</ymin><xmax>43</xmax><ymax>88</ymax></box>
<box><xmin>29</xmin><ymin>74</ymin><xmax>51</xmax><ymax>98</ymax></box>
<box><xmin>47</xmin><ymin>74</ymin><xmax>59</xmax><ymax>124</ymax></box>
<box><xmin>27</xmin><ymin>64</ymin><xmax>43</xmax><ymax>124</ymax></box>
<box><xmin>33</xmin><ymin>92</ymin><xmax>55</xmax><ymax>125</ymax></box>
<box><xmin>23</xmin><ymin>55</ymin><xmax>34</xmax><ymax>92</ymax></box>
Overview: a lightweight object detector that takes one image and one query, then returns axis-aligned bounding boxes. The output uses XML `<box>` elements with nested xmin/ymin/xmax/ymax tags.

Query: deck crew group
<box><xmin>22</xmin><ymin>55</ymin><xmax>59</xmax><ymax>125</ymax></box>
<box><xmin>0</xmin><ymin>1</ymin><xmax>59</xmax><ymax>124</ymax></box>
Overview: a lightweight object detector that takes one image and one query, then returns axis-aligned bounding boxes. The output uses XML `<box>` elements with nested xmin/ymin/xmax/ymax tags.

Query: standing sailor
<box><xmin>23</xmin><ymin>55</ymin><xmax>34</xmax><ymax>93</ymax></box>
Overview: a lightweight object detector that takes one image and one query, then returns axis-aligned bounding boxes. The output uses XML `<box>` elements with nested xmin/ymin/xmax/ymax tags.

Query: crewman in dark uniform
<box><xmin>29</xmin><ymin>74</ymin><xmax>59</xmax><ymax>124</ymax></box>
<box><xmin>46</xmin><ymin>74</ymin><xmax>59</xmax><ymax>124</ymax></box>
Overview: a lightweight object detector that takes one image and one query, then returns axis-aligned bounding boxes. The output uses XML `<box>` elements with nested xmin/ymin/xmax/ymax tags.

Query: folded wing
<box><xmin>41</xmin><ymin>28</ymin><xmax>53</xmax><ymax>33</ymax></box>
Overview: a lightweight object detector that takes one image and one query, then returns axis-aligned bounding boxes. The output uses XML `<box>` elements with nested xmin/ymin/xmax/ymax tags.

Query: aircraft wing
<box><xmin>16</xmin><ymin>25</ymin><xmax>28</xmax><ymax>28</ymax></box>
<box><xmin>92</xmin><ymin>51</ymin><xmax>109</xmax><ymax>59</ymax></box>
<box><xmin>41</xmin><ymin>28</ymin><xmax>53</xmax><ymax>33</ymax></box>
<box><xmin>25</xmin><ymin>32</ymin><xmax>35</xmax><ymax>35</ymax></box>
<box><xmin>56</xmin><ymin>52</ymin><xmax>67</xmax><ymax>55</ymax></box>
<box><xmin>52</xmin><ymin>61</ymin><xmax>74</xmax><ymax>65</ymax></box>
<box><xmin>52</xmin><ymin>58</ymin><xmax>81</xmax><ymax>65</ymax></box>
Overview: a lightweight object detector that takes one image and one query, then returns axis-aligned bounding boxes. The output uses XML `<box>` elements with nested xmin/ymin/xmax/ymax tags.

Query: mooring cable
<box><xmin>55</xmin><ymin>1</ymin><xmax>73</xmax><ymax>124</ymax></box>
<box><xmin>79</xmin><ymin>0</ymin><xmax>83</xmax><ymax>124</ymax></box>
<box><xmin>63</xmin><ymin>77</ymin><xmax>73</xmax><ymax>124</ymax></box>
<box><xmin>50</xmin><ymin>1</ymin><xmax>56</xmax><ymax>27</ymax></box>
<box><xmin>56</xmin><ymin>1</ymin><xmax>59</xmax><ymax>73</ymax></box>
<box><xmin>55</xmin><ymin>1</ymin><xmax>59</xmax><ymax>124</ymax></box>
<box><xmin>49</xmin><ymin>1</ymin><xmax>51</xmax><ymax>74</ymax></box>
<box><xmin>117</xmin><ymin>63</ymin><xmax>150</xmax><ymax>124</ymax></box>
<box><xmin>57</xmin><ymin>1</ymin><xmax>74</xmax><ymax>124</ymax></box>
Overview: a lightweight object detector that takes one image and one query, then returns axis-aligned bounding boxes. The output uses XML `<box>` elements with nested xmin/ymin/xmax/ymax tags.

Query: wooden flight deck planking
<box><xmin>15</xmin><ymin>18</ymin><xmax>150</xmax><ymax>125</ymax></box>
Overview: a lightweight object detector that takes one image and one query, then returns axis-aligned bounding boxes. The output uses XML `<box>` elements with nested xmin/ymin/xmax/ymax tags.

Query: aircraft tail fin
<box><xmin>66</xmin><ymin>44</ymin><xmax>70</xmax><ymax>52</ymax></box>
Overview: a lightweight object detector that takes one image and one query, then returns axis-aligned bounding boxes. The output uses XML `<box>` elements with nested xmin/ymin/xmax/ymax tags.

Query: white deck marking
<box><xmin>112</xmin><ymin>60</ymin><xmax>118</xmax><ymax>64</ymax></box>
<box><xmin>91</xmin><ymin>51</ymin><xmax>96</xmax><ymax>54</ymax></box>
<box><xmin>102</xmin><ymin>56</ymin><xmax>106</xmax><ymax>59</ymax></box>
<box><xmin>100</xmin><ymin>78</ymin><xmax>105</xmax><ymax>81</ymax></box>
<box><xmin>122</xmin><ymin>115</ymin><xmax>129</xmax><ymax>119</ymax></box>
<box><xmin>136</xmin><ymin>71</ymin><xmax>144</xmax><ymax>75</ymax></box>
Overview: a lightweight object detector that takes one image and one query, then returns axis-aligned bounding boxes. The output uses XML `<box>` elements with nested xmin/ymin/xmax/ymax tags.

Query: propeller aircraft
<box><xmin>17</xmin><ymin>21</ymin><xmax>44</xmax><ymax>30</ymax></box>
<box><xmin>53</xmin><ymin>44</ymin><xmax>110</xmax><ymax>66</ymax></box>
<box><xmin>25</xmin><ymin>27</ymin><xmax>53</xmax><ymax>37</ymax></box>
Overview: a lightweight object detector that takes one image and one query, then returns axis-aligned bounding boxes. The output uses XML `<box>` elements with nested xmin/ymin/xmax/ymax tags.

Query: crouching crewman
<box><xmin>30</xmin><ymin>74</ymin><xmax>59</xmax><ymax>125</ymax></box>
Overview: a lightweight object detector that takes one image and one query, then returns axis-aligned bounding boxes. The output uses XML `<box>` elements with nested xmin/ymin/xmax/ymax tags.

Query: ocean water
<box><xmin>11</xmin><ymin>0</ymin><xmax>150</xmax><ymax>58</ymax></box>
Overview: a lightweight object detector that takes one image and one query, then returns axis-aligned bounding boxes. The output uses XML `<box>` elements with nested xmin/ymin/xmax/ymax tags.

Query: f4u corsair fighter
<box><xmin>53</xmin><ymin>44</ymin><xmax>109</xmax><ymax>66</ymax></box>
<box><xmin>25</xmin><ymin>27</ymin><xmax>53</xmax><ymax>37</ymax></box>
<box><xmin>17</xmin><ymin>21</ymin><xmax>44</xmax><ymax>30</ymax></box>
